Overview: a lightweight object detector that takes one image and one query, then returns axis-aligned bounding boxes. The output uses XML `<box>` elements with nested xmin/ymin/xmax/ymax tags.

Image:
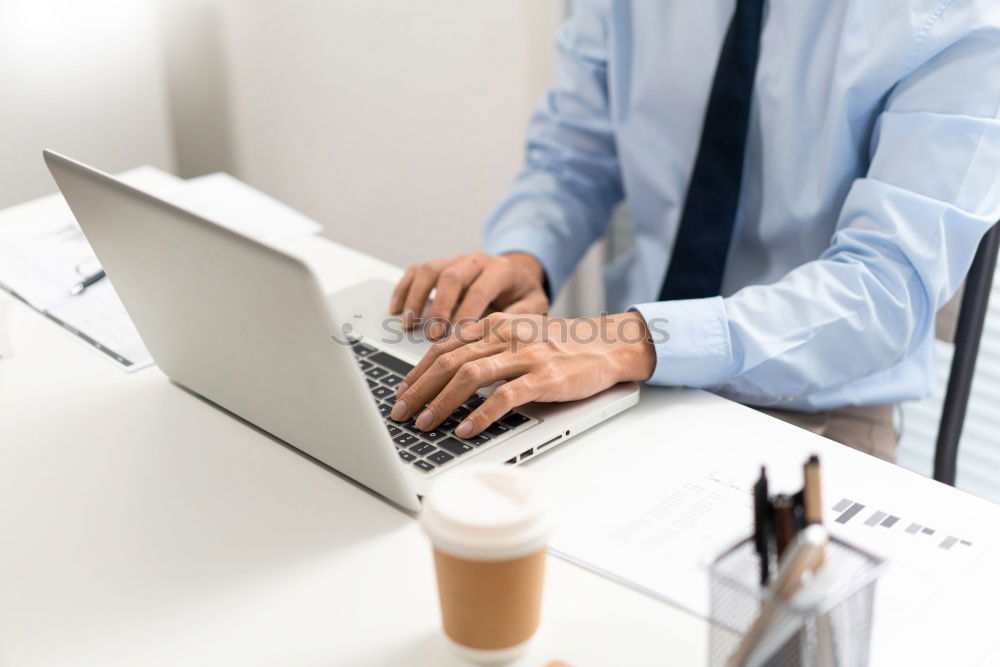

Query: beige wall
<box><xmin>210</xmin><ymin>0</ymin><xmax>564</xmax><ymax>270</ymax></box>
<box><xmin>4</xmin><ymin>0</ymin><xmax>588</xmax><ymax>312</ymax></box>
<box><xmin>193</xmin><ymin>0</ymin><xmax>599</xmax><ymax>313</ymax></box>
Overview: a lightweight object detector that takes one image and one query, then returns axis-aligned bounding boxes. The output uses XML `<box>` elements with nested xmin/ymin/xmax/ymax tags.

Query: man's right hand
<box><xmin>389</xmin><ymin>251</ymin><xmax>549</xmax><ymax>339</ymax></box>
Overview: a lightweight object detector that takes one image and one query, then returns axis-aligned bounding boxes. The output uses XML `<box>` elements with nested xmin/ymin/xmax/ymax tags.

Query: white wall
<box><xmin>160</xmin><ymin>0</ymin><xmax>234</xmax><ymax>177</ymax></box>
<box><xmin>0</xmin><ymin>0</ymin><xmax>175</xmax><ymax>208</ymax></box>
<box><xmin>0</xmin><ymin>0</ymin><xmax>585</xmax><ymax>305</ymax></box>
<box><xmin>212</xmin><ymin>0</ymin><xmax>564</xmax><ymax>270</ymax></box>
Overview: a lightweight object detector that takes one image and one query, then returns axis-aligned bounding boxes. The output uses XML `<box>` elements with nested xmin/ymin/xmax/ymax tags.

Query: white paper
<box><xmin>176</xmin><ymin>173</ymin><xmax>322</xmax><ymax>243</ymax></box>
<box><xmin>0</xmin><ymin>215</ymin><xmax>154</xmax><ymax>371</ymax></box>
<box><xmin>551</xmin><ymin>446</ymin><xmax>753</xmax><ymax>616</ymax></box>
<box><xmin>46</xmin><ymin>279</ymin><xmax>153</xmax><ymax>370</ymax></box>
<box><xmin>550</xmin><ymin>436</ymin><xmax>1000</xmax><ymax>666</ymax></box>
<box><xmin>0</xmin><ymin>215</ymin><xmax>94</xmax><ymax>311</ymax></box>
<box><xmin>0</xmin><ymin>169</ymin><xmax>322</xmax><ymax>371</ymax></box>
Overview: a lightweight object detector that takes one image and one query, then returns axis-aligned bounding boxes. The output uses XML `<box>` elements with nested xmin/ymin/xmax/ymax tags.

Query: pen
<box><xmin>771</xmin><ymin>494</ymin><xmax>797</xmax><ymax>559</ymax></box>
<box><xmin>803</xmin><ymin>454</ymin><xmax>822</xmax><ymax>525</ymax></box>
<box><xmin>726</xmin><ymin>525</ymin><xmax>830</xmax><ymax>667</ymax></box>
<box><xmin>69</xmin><ymin>269</ymin><xmax>106</xmax><ymax>296</ymax></box>
<box><xmin>803</xmin><ymin>454</ymin><xmax>824</xmax><ymax>568</ymax></box>
<box><xmin>753</xmin><ymin>466</ymin><xmax>771</xmax><ymax>586</ymax></box>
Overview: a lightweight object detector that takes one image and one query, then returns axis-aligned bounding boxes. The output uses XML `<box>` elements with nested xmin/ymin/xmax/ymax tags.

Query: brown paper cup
<box><xmin>421</xmin><ymin>465</ymin><xmax>553</xmax><ymax>663</ymax></box>
<box><xmin>433</xmin><ymin>547</ymin><xmax>547</xmax><ymax>652</ymax></box>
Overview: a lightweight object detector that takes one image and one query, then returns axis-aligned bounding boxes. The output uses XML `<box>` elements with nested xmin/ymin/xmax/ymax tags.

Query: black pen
<box><xmin>69</xmin><ymin>269</ymin><xmax>106</xmax><ymax>296</ymax></box>
<box><xmin>753</xmin><ymin>466</ymin><xmax>772</xmax><ymax>585</ymax></box>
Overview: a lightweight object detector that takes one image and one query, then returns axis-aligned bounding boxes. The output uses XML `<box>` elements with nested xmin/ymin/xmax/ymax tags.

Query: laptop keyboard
<box><xmin>350</xmin><ymin>339</ymin><xmax>536</xmax><ymax>474</ymax></box>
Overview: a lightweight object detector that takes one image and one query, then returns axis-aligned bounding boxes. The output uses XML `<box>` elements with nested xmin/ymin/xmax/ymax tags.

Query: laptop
<box><xmin>44</xmin><ymin>150</ymin><xmax>640</xmax><ymax>511</ymax></box>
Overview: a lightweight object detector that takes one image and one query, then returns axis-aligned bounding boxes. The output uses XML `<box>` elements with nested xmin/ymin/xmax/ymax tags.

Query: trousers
<box><xmin>754</xmin><ymin>404</ymin><xmax>898</xmax><ymax>463</ymax></box>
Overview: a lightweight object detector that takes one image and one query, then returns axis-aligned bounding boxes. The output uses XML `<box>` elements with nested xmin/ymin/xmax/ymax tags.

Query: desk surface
<box><xmin>0</xmin><ymin>279</ymin><xmax>711</xmax><ymax>667</ymax></box>
<box><xmin>2</xmin><ymin>201</ymin><xmax>998</xmax><ymax>666</ymax></box>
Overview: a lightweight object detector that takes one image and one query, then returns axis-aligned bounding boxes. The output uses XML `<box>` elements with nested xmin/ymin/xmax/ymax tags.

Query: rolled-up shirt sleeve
<box><xmin>632</xmin><ymin>22</ymin><xmax>1000</xmax><ymax>409</ymax></box>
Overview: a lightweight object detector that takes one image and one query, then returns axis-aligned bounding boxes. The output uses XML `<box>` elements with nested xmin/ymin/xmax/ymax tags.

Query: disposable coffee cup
<box><xmin>420</xmin><ymin>464</ymin><xmax>553</xmax><ymax>664</ymax></box>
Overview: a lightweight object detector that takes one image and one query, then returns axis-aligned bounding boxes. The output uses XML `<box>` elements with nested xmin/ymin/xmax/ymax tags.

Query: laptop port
<box><xmin>537</xmin><ymin>434</ymin><xmax>562</xmax><ymax>451</ymax></box>
<box><xmin>505</xmin><ymin>457</ymin><xmax>517</xmax><ymax>465</ymax></box>
<box><xmin>519</xmin><ymin>448</ymin><xmax>535</xmax><ymax>461</ymax></box>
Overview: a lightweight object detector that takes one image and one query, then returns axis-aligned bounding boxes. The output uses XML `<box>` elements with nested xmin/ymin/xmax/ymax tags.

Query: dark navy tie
<box><xmin>658</xmin><ymin>0</ymin><xmax>766</xmax><ymax>301</ymax></box>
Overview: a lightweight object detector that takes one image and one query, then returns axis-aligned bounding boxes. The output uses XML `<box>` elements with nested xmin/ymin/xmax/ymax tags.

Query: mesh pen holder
<box><xmin>709</xmin><ymin>536</ymin><xmax>885</xmax><ymax>667</ymax></box>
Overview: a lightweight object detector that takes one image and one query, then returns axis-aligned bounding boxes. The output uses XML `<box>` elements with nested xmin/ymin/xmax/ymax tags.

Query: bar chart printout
<box><xmin>831</xmin><ymin>497</ymin><xmax>973</xmax><ymax>550</ymax></box>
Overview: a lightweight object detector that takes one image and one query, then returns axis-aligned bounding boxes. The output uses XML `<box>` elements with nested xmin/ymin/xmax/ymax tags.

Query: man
<box><xmin>386</xmin><ymin>1</ymin><xmax>1000</xmax><ymax>462</ymax></box>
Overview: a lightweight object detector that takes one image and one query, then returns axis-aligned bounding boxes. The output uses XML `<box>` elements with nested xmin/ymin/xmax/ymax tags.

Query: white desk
<box><xmin>2</xmin><ymin>200</ymin><xmax>999</xmax><ymax>666</ymax></box>
<box><xmin>0</xmin><ymin>286</ymin><xmax>713</xmax><ymax>666</ymax></box>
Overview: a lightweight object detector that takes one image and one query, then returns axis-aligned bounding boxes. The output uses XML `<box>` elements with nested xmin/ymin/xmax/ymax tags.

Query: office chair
<box><xmin>933</xmin><ymin>221</ymin><xmax>1000</xmax><ymax>486</ymax></box>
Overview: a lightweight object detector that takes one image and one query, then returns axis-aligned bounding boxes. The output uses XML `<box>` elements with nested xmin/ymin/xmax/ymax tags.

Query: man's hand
<box><xmin>390</xmin><ymin>312</ymin><xmax>656</xmax><ymax>438</ymax></box>
<box><xmin>389</xmin><ymin>252</ymin><xmax>548</xmax><ymax>338</ymax></box>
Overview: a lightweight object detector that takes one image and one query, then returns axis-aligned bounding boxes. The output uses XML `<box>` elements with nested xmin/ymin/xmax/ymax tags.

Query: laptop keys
<box><xmin>358</xmin><ymin>346</ymin><xmax>539</xmax><ymax>474</ymax></box>
<box><xmin>501</xmin><ymin>413</ymin><xmax>530</xmax><ymax>428</ymax></box>
<box><xmin>428</xmin><ymin>450</ymin><xmax>454</xmax><ymax>465</ymax></box>
<box><xmin>401</xmin><ymin>421</ymin><xmax>423</xmax><ymax>435</ymax></box>
<box><xmin>368</xmin><ymin>352</ymin><xmax>414</xmax><ymax>376</ymax></box>
<box><xmin>353</xmin><ymin>342</ymin><xmax>376</xmax><ymax>357</ymax></box>
<box><xmin>393</xmin><ymin>433</ymin><xmax>419</xmax><ymax>448</ymax></box>
<box><xmin>485</xmin><ymin>422</ymin><xmax>510</xmax><ymax>437</ymax></box>
<box><xmin>408</xmin><ymin>442</ymin><xmax>436</xmax><ymax>456</ymax></box>
<box><xmin>437</xmin><ymin>438</ymin><xmax>473</xmax><ymax>456</ymax></box>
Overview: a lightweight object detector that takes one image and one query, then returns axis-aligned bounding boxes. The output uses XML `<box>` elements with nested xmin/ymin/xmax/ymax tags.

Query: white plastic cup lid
<box><xmin>420</xmin><ymin>464</ymin><xmax>553</xmax><ymax>561</ymax></box>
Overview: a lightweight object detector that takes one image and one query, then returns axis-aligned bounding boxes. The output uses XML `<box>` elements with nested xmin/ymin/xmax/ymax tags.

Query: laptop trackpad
<box><xmin>326</xmin><ymin>278</ymin><xmax>431</xmax><ymax>362</ymax></box>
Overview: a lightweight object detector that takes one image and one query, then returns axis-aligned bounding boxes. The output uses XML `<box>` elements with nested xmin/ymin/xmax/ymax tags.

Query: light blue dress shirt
<box><xmin>484</xmin><ymin>0</ymin><xmax>1000</xmax><ymax>410</ymax></box>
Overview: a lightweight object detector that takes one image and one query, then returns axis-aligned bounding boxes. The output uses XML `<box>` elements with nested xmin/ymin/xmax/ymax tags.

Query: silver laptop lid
<box><xmin>44</xmin><ymin>150</ymin><xmax>420</xmax><ymax>511</ymax></box>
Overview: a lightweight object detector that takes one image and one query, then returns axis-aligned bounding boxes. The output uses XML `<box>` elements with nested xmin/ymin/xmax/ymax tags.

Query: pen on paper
<box><xmin>69</xmin><ymin>269</ymin><xmax>106</xmax><ymax>296</ymax></box>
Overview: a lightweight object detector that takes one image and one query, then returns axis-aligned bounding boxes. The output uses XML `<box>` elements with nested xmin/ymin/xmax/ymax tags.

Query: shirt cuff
<box><xmin>484</xmin><ymin>224</ymin><xmax>575</xmax><ymax>300</ymax></box>
<box><xmin>630</xmin><ymin>297</ymin><xmax>735</xmax><ymax>387</ymax></box>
